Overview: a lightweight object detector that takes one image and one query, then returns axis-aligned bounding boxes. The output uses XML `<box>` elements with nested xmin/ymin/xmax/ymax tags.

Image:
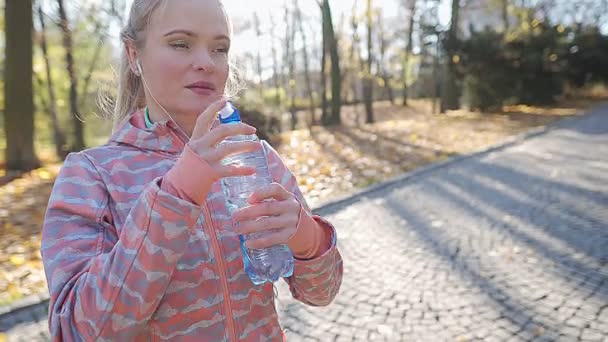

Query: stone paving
<box><xmin>2</xmin><ymin>106</ymin><xmax>608</xmax><ymax>341</ymax></box>
<box><xmin>275</xmin><ymin>105</ymin><xmax>608</xmax><ymax>341</ymax></box>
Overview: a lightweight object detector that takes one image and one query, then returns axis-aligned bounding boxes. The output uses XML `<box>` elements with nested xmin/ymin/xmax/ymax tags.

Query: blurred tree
<box><xmin>320</xmin><ymin>4</ymin><xmax>329</xmax><ymax>122</ymax></box>
<box><xmin>416</xmin><ymin>0</ymin><xmax>442</xmax><ymax>113</ymax></box>
<box><xmin>283</xmin><ymin>5</ymin><xmax>292</xmax><ymax>103</ymax></box>
<box><xmin>294</xmin><ymin>0</ymin><xmax>316</xmax><ymax>128</ymax></box>
<box><xmin>363</xmin><ymin>0</ymin><xmax>374</xmax><ymax>124</ymax></box>
<box><xmin>402</xmin><ymin>0</ymin><xmax>417</xmax><ymax>106</ymax></box>
<box><xmin>348</xmin><ymin>0</ymin><xmax>361</xmax><ymax>106</ymax></box>
<box><xmin>457</xmin><ymin>19</ymin><xmax>608</xmax><ymax>111</ymax></box>
<box><xmin>566</xmin><ymin>26</ymin><xmax>608</xmax><ymax>87</ymax></box>
<box><xmin>4</xmin><ymin>0</ymin><xmax>40</xmax><ymax>172</ymax></box>
<box><xmin>441</xmin><ymin>0</ymin><xmax>461</xmax><ymax>113</ymax></box>
<box><xmin>253</xmin><ymin>12</ymin><xmax>264</xmax><ymax>100</ymax></box>
<box><xmin>56</xmin><ymin>0</ymin><xmax>84</xmax><ymax>151</ymax></box>
<box><xmin>500</xmin><ymin>0</ymin><xmax>510</xmax><ymax>31</ymax></box>
<box><xmin>319</xmin><ymin>0</ymin><xmax>342</xmax><ymax>126</ymax></box>
<box><xmin>108</xmin><ymin>0</ymin><xmax>127</xmax><ymax>24</ymax></box>
<box><xmin>78</xmin><ymin>14</ymin><xmax>107</xmax><ymax>111</ymax></box>
<box><xmin>460</xmin><ymin>29</ymin><xmax>513</xmax><ymax>111</ymax></box>
<box><xmin>37</xmin><ymin>3</ymin><xmax>67</xmax><ymax>159</ymax></box>
<box><xmin>376</xmin><ymin>8</ymin><xmax>394</xmax><ymax>104</ymax></box>
<box><xmin>287</xmin><ymin>5</ymin><xmax>298</xmax><ymax>131</ymax></box>
<box><xmin>268</xmin><ymin>13</ymin><xmax>282</xmax><ymax>109</ymax></box>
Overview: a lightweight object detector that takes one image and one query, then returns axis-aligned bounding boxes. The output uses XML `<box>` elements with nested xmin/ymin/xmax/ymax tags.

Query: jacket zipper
<box><xmin>201</xmin><ymin>201</ymin><xmax>238</xmax><ymax>342</ymax></box>
<box><xmin>168</xmin><ymin>129</ymin><xmax>238</xmax><ymax>341</ymax></box>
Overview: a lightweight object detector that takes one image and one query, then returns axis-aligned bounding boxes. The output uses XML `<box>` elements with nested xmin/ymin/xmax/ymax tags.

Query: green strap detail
<box><xmin>144</xmin><ymin>107</ymin><xmax>154</xmax><ymax>128</ymax></box>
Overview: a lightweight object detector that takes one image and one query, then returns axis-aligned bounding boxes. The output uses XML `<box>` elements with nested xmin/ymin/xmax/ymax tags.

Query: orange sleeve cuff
<box><xmin>161</xmin><ymin>144</ymin><xmax>216</xmax><ymax>206</ymax></box>
<box><xmin>287</xmin><ymin>204</ymin><xmax>332</xmax><ymax>260</ymax></box>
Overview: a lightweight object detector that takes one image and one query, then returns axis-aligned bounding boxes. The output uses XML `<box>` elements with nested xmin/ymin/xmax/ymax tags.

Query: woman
<box><xmin>40</xmin><ymin>0</ymin><xmax>343</xmax><ymax>340</ymax></box>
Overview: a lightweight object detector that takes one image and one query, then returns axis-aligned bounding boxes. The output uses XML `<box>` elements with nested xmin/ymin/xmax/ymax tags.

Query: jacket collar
<box><xmin>108</xmin><ymin>110</ymin><xmax>188</xmax><ymax>154</ymax></box>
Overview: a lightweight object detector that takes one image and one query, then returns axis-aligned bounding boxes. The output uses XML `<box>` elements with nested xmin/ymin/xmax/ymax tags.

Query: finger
<box><xmin>195</xmin><ymin>123</ymin><xmax>257</xmax><ymax>148</ymax></box>
<box><xmin>217</xmin><ymin>164</ymin><xmax>256</xmax><ymax>178</ymax></box>
<box><xmin>249</xmin><ymin>183</ymin><xmax>293</xmax><ymax>204</ymax></box>
<box><xmin>191</xmin><ymin>97</ymin><xmax>228</xmax><ymax>139</ymax></box>
<box><xmin>233</xmin><ymin>200</ymin><xmax>291</xmax><ymax>222</ymax></box>
<box><xmin>245</xmin><ymin>229</ymin><xmax>293</xmax><ymax>249</ymax></box>
<box><xmin>206</xmin><ymin>141</ymin><xmax>261</xmax><ymax>162</ymax></box>
<box><xmin>236</xmin><ymin>215</ymin><xmax>294</xmax><ymax>236</ymax></box>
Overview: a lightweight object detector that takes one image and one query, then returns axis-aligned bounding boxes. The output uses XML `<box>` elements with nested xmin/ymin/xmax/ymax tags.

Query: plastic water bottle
<box><xmin>218</xmin><ymin>102</ymin><xmax>294</xmax><ymax>285</ymax></box>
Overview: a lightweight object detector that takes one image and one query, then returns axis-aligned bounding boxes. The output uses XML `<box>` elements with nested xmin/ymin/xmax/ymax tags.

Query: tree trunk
<box><xmin>363</xmin><ymin>0</ymin><xmax>374</xmax><ymax>124</ymax></box>
<box><xmin>253</xmin><ymin>13</ymin><xmax>264</xmax><ymax>100</ymax></box>
<box><xmin>37</xmin><ymin>4</ymin><xmax>68</xmax><ymax>160</ymax></box>
<box><xmin>287</xmin><ymin>7</ymin><xmax>297</xmax><ymax>131</ymax></box>
<box><xmin>501</xmin><ymin>0</ymin><xmax>510</xmax><ymax>32</ymax></box>
<box><xmin>108</xmin><ymin>0</ymin><xmax>126</xmax><ymax>24</ymax></box>
<box><xmin>320</xmin><ymin>2</ymin><xmax>329</xmax><ymax>124</ymax></box>
<box><xmin>403</xmin><ymin>0</ymin><xmax>417</xmax><ymax>106</ymax></box>
<box><xmin>349</xmin><ymin>1</ymin><xmax>361</xmax><ymax>107</ymax></box>
<box><xmin>4</xmin><ymin>0</ymin><xmax>40</xmax><ymax>172</ymax></box>
<box><xmin>433</xmin><ymin>38</ymin><xmax>440</xmax><ymax>114</ymax></box>
<box><xmin>269</xmin><ymin>13</ymin><xmax>282</xmax><ymax>110</ymax></box>
<box><xmin>328</xmin><ymin>4</ymin><xmax>342</xmax><ymax>125</ymax></box>
<box><xmin>57</xmin><ymin>0</ymin><xmax>85</xmax><ymax>151</ymax></box>
<box><xmin>376</xmin><ymin>9</ymin><xmax>394</xmax><ymax>104</ymax></box>
<box><xmin>79</xmin><ymin>21</ymin><xmax>106</xmax><ymax>110</ymax></box>
<box><xmin>283</xmin><ymin>6</ymin><xmax>291</xmax><ymax>101</ymax></box>
<box><xmin>295</xmin><ymin>0</ymin><xmax>316</xmax><ymax>128</ymax></box>
<box><xmin>441</xmin><ymin>0</ymin><xmax>461</xmax><ymax>113</ymax></box>
<box><xmin>320</xmin><ymin>0</ymin><xmax>341</xmax><ymax>126</ymax></box>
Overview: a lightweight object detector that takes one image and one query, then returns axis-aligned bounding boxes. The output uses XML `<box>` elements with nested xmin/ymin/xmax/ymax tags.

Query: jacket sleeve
<box><xmin>41</xmin><ymin>152</ymin><xmax>202</xmax><ymax>341</ymax></box>
<box><xmin>262</xmin><ymin>141</ymin><xmax>343</xmax><ymax>306</ymax></box>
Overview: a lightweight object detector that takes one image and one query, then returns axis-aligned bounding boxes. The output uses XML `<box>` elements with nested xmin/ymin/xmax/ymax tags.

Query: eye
<box><xmin>214</xmin><ymin>46</ymin><xmax>229</xmax><ymax>54</ymax></box>
<box><xmin>170</xmin><ymin>41</ymin><xmax>190</xmax><ymax>50</ymax></box>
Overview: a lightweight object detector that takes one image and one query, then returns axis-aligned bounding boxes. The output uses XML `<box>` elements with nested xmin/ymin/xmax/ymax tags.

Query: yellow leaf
<box><xmin>38</xmin><ymin>169</ymin><xmax>52</xmax><ymax>180</ymax></box>
<box><xmin>10</xmin><ymin>255</ymin><xmax>26</xmax><ymax>267</ymax></box>
<box><xmin>7</xmin><ymin>282</ymin><xmax>20</xmax><ymax>296</ymax></box>
<box><xmin>0</xmin><ymin>332</ymin><xmax>7</xmax><ymax>342</ymax></box>
<box><xmin>532</xmin><ymin>18</ymin><xmax>540</xmax><ymax>28</ymax></box>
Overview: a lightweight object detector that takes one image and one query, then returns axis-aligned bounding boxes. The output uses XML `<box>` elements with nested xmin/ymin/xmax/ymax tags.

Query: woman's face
<box><xmin>137</xmin><ymin>0</ymin><xmax>230</xmax><ymax>117</ymax></box>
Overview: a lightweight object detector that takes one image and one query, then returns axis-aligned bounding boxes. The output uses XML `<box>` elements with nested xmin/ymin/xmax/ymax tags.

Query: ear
<box><xmin>125</xmin><ymin>42</ymin><xmax>140</xmax><ymax>76</ymax></box>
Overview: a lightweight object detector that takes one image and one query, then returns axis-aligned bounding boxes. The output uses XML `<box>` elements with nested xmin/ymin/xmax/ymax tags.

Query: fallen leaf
<box><xmin>9</xmin><ymin>255</ymin><xmax>26</xmax><ymax>267</ymax></box>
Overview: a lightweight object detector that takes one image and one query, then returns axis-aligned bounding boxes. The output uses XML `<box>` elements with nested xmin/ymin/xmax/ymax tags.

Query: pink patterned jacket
<box><xmin>41</xmin><ymin>111</ymin><xmax>343</xmax><ymax>341</ymax></box>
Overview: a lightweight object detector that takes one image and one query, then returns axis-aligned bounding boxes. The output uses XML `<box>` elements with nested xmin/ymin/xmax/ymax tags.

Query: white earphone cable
<box><xmin>137</xmin><ymin>62</ymin><xmax>192</xmax><ymax>139</ymax></box>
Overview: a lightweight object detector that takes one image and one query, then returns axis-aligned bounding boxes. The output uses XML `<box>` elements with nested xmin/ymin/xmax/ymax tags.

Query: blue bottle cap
<box><xmin>218</xmin><ymin>102</ymin><xmax>241</xmax><ymax>124</ymax></box>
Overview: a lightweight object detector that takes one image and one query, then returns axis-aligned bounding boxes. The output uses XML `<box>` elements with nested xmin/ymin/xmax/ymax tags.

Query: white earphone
<box><xmin>134</xmin><ymin>57</ymin><xmax>227</xmax><ymax>139</ymax></box>
<box><xmin>135</xmin><ymin>59</ymin><xmax>143</xmax><ymax>76</ymax></box>
<box><xmin>134</xmin><ymin>58</ymin><xmax>191</xmax><ymax>139</ymax></box>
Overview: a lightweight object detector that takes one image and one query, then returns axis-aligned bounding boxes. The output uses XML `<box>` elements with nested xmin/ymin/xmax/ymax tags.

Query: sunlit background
<box><xmin>1</xmin><ymin>0</ymin><xmax>608</xmax><ymax>340</ymax></box>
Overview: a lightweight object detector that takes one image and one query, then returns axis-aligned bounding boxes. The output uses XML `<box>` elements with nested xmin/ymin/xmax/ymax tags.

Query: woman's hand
<box><xmin>231</xmin><ymin>183</ymin><xmax>302</xmax><ymax>249</ymax></box>
<box><xmin>187</xmin><ymin>97</ymin><xmax>261</xmax><ymax>181</ymax></box>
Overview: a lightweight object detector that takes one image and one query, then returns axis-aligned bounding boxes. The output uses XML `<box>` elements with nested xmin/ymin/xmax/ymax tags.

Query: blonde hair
<box><xmin>109</xmin><ymin>0</ymin><xmax>242</xmax><ymax>130</ymax></box>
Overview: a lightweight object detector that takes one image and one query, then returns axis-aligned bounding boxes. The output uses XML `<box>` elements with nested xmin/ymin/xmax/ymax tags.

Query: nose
<box><xmin>192</xmin><ymin>49</ymin><xmax>216</xmax><ymax>72</ymax></box>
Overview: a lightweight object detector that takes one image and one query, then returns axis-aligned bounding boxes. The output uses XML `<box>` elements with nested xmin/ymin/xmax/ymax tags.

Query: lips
<box><xmin>186</xmin><ymin>81</ymin><xmax>216</xmax><ymax>96</ymax></box>
<box><xmin>186</xmin><ymin>81</ymin><xmax>216</xmax><ymax>91</ymax></box>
